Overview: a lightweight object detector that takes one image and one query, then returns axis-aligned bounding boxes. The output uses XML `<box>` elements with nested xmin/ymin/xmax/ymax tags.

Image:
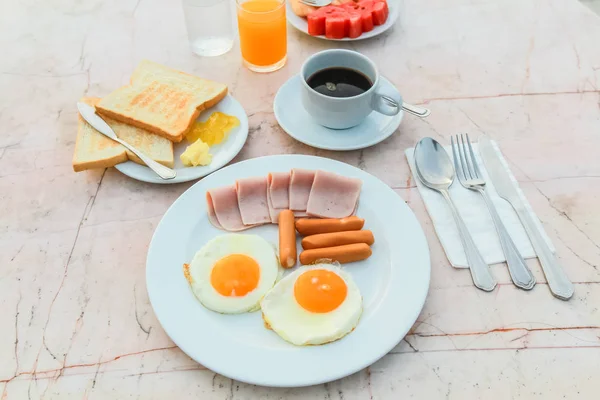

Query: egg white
<box><xmin>187</xmin><ymin>234</ymin><xmax>280</xmax><ymax>314</ymax></box>
<box><xmin>261</xmin><ymin>264</ymin><xmax>363</xmax><ymax>346</ymax></box>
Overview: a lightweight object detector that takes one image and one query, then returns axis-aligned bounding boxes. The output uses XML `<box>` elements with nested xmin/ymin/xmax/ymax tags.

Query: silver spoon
<box><xmin>414</xmin><ymin>137</ymin><xmax>496</xmax><ymax>291</ymax></box>
<box><xmin>403</xmin><ymin>103</ymin><xmax>430</xmax><ymax>118</ymax></box>
<box><xmin>300</xmin><ymin>0</ymin><xmax>332</xmax><ymax>7</ymax></box>
<box><xmin>380</xmin><ymin>96</ymin><xmax>431</xmax><ymax>118</ymax></box>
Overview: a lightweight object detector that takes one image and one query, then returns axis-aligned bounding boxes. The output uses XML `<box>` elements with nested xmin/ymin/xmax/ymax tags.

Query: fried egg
<box><xmin>184</xmin><ymin>234</ymin><xmax>280</xmax><ymax>314</ymax></box>
<box><xmin>261</xmin><ymin>264</ymin><xmax>362</xmax><ymax>345</ymax></box>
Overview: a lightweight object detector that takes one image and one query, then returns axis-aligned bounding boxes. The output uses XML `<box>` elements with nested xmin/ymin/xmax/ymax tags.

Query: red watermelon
<box><xmin>306</xmin><ymin>0</ymin><xmax>389</xmax><ymax>39</ymax></box>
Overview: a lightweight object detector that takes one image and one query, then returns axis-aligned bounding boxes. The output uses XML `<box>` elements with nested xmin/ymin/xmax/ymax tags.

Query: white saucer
<box><xmin>274</xmin><ymin>75</ymin><xmax>404</xmax><ymax>151</ymax></box>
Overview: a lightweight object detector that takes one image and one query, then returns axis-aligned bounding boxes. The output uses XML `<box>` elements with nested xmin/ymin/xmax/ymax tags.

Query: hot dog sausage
<box><xmin>295</xmin><ymin>216</ymin><xmax>365</xmax><ymax>236</ymax></box>
<box><xmin>278</xmin><ymin>210</ymin><xmax>297</xmax><ymax>268</ymax></box>
<box><xmin>301</xmin><ymin>230</ymin><xmax>374</xmax><ymax>250</ymax></box>
<box><xmin>299</xmin><ymin>243</ymin><xmax>372</xmax><ymax>265</ymax></box>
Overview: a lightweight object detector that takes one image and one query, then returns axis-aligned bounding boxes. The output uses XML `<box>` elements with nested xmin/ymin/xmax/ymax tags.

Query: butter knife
<box><xmin>76</xmin><ymin>102</ymin><xmax>177</xmax><ymax>180</ymax></box>
<box><xmin>479</xmin><ymin>136</ymin><xmax>573</xmax><ymax>300</ymax></box>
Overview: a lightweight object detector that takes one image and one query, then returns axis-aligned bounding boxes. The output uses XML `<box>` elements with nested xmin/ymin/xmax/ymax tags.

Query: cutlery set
<box><xmin>414</xmin><ymin>135</ymin><xmax>573</xmax><ymax>300</ymax></box>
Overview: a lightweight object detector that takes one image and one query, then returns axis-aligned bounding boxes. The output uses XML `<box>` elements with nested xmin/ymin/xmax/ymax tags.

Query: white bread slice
<box><xmin>72</xmin><ymin>97</ymin><xmax>174</xmax><ymax>172</ymax></box>
<box><xmin>95</xmin><ymin>60</ymin><xmax>228</xmax><ymax>143</ymax></box>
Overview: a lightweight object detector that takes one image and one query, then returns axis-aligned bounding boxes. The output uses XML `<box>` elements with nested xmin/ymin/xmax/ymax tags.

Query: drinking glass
<box><xmin>182</xmin><ymin>0</ymin><xmax>235</xmax><ymax>57</ymax></box>
<box><xmin>236</xmin><ymin>0</ymin><xmax>287</xmax><ymax>73</ymax></box>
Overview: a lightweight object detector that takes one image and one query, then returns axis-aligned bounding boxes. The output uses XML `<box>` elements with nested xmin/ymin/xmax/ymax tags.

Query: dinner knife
<box><xmin>479</xmin><ymin>136</ymin><xmax>573</xmax><ymax>300</ymax></box>
<box><xmin>76</xmin><ymin>102</ymin><xmax>177</xmax><ymax>180</ymax></box>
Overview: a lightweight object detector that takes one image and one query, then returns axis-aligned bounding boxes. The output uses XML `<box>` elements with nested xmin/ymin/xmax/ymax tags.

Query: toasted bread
<box><xmin>73</xmin><ymin>97</ymin><xmax>174</xmax><ymax>172</ymax></box>
<box><xmin>95</xmin><ymin>60</ymin><xmax>228</xmax><ymax>142</ymax></box>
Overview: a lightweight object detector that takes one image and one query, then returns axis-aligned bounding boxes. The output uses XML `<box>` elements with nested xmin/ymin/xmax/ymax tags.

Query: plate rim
<box><xmin>114</xmin><ymin>93</ymin><xmax>249</xmax><ymax>184</ymax></box>
<box><xmin>146</xmin><ymin>154</ymin><xmax>430</xmax><ymax>387</ymax></box>
<box><xmin>274</xmin><ymin>75</ymin><xmax>404</xmax><ymax>151</ymax></box>
<box><xmin>286</xmin><ymin>0</ymin><xmax>401</xmax><ymax>42</ymax></box>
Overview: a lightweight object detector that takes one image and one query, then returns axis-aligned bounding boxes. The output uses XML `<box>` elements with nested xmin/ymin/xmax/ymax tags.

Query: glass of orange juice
<box><xmin>236</xmin><ymin>0</ymin><xmax>287</xmax><ymax>73</ymax></box>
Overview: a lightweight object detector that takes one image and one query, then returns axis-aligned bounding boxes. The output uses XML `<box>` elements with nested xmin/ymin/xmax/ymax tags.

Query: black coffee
<box><xmin>307</xmin><ymin>67</ymin><xmax>373</xmax><ymax>98</ymax></box>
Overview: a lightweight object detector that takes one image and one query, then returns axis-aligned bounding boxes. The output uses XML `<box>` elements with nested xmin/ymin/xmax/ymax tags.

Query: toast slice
<box><xmin>95</xmin><ymin>60</ymin><xmax>228</xmax><ymax>142</ymax></box>
<box><xmin>73</xmin><ymin>97</ymin><xmax>174</xmax><ymax>172</ymax></box>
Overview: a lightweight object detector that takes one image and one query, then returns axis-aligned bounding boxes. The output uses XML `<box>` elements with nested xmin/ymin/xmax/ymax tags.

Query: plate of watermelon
<box><xmin>287</xmin><ymin>0</ymin><xmax>400</xmax><ymax>41</ymax></box>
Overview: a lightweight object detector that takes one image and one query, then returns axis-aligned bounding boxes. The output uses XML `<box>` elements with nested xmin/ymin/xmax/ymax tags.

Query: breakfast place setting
<box><xmin>4</xmin><ymin>0</ymin><xmax>600</xmax><ymax>397</ymax></box>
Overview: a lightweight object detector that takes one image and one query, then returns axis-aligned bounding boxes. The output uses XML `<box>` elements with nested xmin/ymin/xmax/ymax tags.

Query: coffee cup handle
<box><xmin>372</xmin><ymin>87</ymin><xmax>403</xmax><ymax>116</ymax></box>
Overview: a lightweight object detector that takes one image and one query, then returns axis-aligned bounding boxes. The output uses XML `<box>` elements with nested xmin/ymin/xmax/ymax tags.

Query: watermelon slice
<box><xmin>346</xmin><ymin>11</ymin><xmax>362</xmax><ymax>38</ymax></box>
<box><xmin>346</xmin><ymin>12</ymin><xmax>363</xmax><ymax>38</ymax></box>
<box><xmin>325</xmin><ymin>14</ymin><xmax>347</xmax><ymax>39</ymax></box>
<box><xmin>372</xmin><ymin>1</ymin><xmax>388</xmax><ymax>25</ymax></box>
<box><xmin>307</xmin><ymin>12</ymin><xmax>326</xmax><ymax>36</ymax></box>
<box><xmin>306</xmin><ymin>0</ymin><xmax>389</xmax><ymax>39</ymax></box>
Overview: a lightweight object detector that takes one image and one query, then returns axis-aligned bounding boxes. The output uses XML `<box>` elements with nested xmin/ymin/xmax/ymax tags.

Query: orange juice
<box><xmin>237</xmin><ymin>0</ymin><xmax>287</xmax><ymax>72</ymax></box>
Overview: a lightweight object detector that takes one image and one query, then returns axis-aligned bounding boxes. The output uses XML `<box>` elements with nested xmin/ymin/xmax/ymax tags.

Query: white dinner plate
<box><xmin>115</xmin><ymin>94</ymin><xmax>249</xmax><ymax>184</ymax></box>
<box><xmin>286</xmin><ymin>0</ymin><xmax>400</xmax><ymax>41</ymax></box>
<box><xmin>146</xmin><ymin>155</ymin><xmax>430</xmax><ymax>387</ymax></box>
<box><xmin>274</xmin><ymin>75</ymin><xmax>404</xmax><ymax>150</ymax></box>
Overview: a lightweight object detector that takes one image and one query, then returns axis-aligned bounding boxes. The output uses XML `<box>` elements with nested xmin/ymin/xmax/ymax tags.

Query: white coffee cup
<box><xmin>300</xmin><ymin>49</ymin><xmax>403</xmax><ymax>130</ymax></box>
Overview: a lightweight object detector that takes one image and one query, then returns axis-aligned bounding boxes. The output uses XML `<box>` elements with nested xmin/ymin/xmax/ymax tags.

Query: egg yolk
<box><xmin>210</xmin><ymin>254</ymin><xmax>260</xmax><ymax>297</ymax></box>
<box><xmin>293</xmin><ymin>269</ymin><xmax>347</xmax><ymax>313</ymax></box>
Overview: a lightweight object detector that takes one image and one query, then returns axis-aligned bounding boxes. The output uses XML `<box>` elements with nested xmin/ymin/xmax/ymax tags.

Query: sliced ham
<box><xmin>236</xmin><ymin>176</ymin><xmax>271</xmax><ymax>225</ymax></box>
<box><xmin>206</xmin><ymin>169</ymin><xmax>363</xmax><ymax>231</ymax></box>
<box><xmin>289</xmin><ymin>169</ymin><xmax>315</xmax><ymax>211</ymax></box>
<box><xmin>306</xmin><ymin>170</ymin><xmax>362</xmax><ymax>218</ymax></box>
<box><xmin>206</xmin><ymin>185</ymin><xmax>247</xmax><ymax>231</ymax></box>
<box><xmin>206</xmin><ymin>193</ymin><xmax>223</xmax><ymax>229</ymax></box>
<box><xmin>266</xmin><ymin>180</ymin><xmax>281</xmax><ymax>223</ymax></box>
<box><xmin>266</xmin><ymin>205</ymin><xmax>306</xmax><ymax>223</ymax></box>
<box><xmin>266</xmin><ymin>172</ymin><xmax>292</xmax><ymax>223</ymax></box>
<box><xmin>267</xmin><ymin>198</ymin><xmax>308</xmax><ymax>223</ymax></box>
<box><xmin>268</xmin><ymin>172</ymin><xmax>291</xmax><ymax>209</ymax></box>
<box><xmin>266</xmin><ymin>188</ymin><xmax>279</xmax><ymax>223</ymax></box>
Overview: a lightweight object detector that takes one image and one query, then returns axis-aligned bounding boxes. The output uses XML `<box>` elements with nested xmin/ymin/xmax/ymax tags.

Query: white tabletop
<box><xmin>2</xmin><ymin>0</ymin><xmax>600</xmax><ymax>397</ymax></box>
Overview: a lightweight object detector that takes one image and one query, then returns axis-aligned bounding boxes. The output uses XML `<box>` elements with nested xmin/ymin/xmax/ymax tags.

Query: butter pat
<box><xmin>180</xmin><ymin>138</ymin><xmax>212</xmax><ymax>167</ymax></box>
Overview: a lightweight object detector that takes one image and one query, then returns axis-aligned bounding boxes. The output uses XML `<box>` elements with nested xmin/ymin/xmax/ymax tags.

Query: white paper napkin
<box><xmin>405</xmin><ymin>141</ymin><xmax>554</xmax><ymax>268</ymax></box>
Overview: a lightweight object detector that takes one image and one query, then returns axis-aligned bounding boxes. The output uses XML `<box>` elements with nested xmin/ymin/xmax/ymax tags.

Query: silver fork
<box><xmin>300</xmin><ymin>0</ymin><xmax>332</xmax><ymax>7</ymax></box>
<box><xmin>451</xmin><ymin>134</ymin><xmax>536</xmax><ymax>290</ymax></box>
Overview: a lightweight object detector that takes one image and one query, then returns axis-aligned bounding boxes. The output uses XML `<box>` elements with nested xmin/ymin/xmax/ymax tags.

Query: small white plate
<box><xmin>274</xmin><ymin>74</ymin><xmax>404</xmax><ymax>151</ymax></box>
<box><xmin>286</xmin><ymin>0</ymin><xmax>400</xmax><ymax>41</ymax></box>
<box><xmin>146</xmin><ymin>155</ymin><xmax>430</xmax><ymax>387</ymax></box>
<box><xmin>115</xmin><ymin>94</ymin><xmax>249</xmax><ymax>184</ymax></box>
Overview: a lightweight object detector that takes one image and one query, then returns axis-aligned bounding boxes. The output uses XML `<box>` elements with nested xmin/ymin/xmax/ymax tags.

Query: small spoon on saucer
<box><xmin>402</xmin><ymin>102</ymin><xmax>430</xmax><ymax>118</ymax></box>
<box><xmin>380</xmin><ymin>96</ymin><xmax>431</xmax><ymax>118</ymax></box>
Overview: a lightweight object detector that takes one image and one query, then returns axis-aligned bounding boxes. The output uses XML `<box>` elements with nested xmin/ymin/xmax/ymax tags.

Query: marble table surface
<box><xmin>2</xmin><ymin>0</ymin><xmax>600</xmax><ymax>398</ymax></box>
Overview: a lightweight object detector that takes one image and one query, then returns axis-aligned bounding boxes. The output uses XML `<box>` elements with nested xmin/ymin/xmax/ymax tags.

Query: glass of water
<box><xmin>182</xmin><ymin>0</ymin><xmax>235</xmax><ymax>57</ymax></box>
